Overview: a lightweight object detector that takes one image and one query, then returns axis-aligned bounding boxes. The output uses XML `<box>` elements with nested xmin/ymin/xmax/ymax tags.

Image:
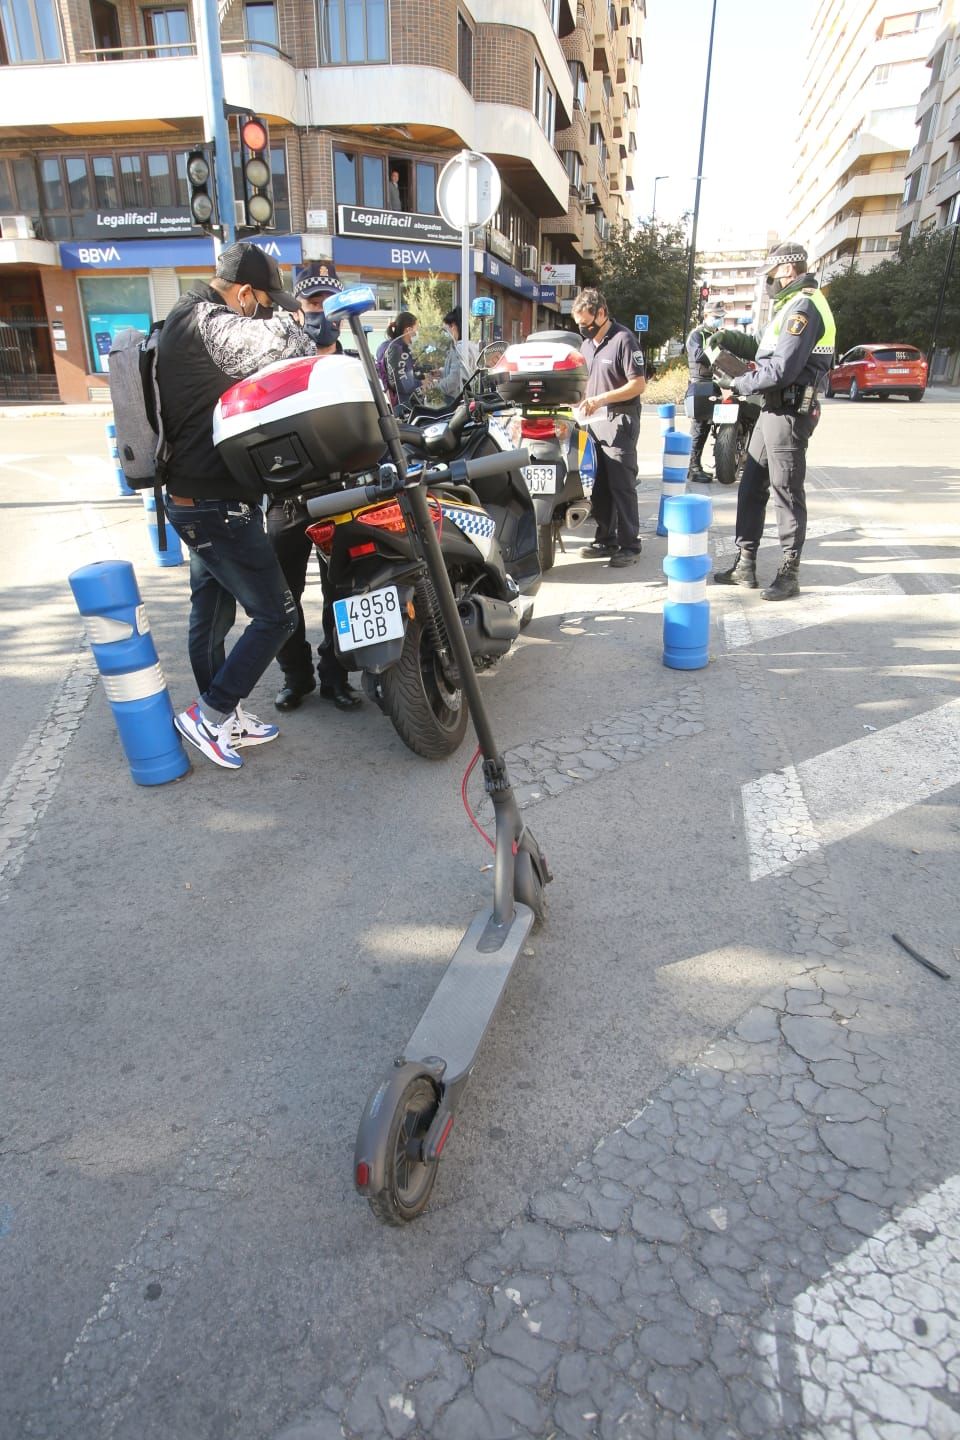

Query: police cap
<box><xmin>765</xmin><ymin>241</ymin><xmax>808</xmax><ymax>273</ymax></box>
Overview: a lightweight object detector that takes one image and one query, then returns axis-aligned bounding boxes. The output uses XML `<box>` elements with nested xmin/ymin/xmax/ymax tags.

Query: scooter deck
<box><xmin>405</xmin><ymin>903</ymin><xmax>535</xmax><ymax>1082</ymax></box>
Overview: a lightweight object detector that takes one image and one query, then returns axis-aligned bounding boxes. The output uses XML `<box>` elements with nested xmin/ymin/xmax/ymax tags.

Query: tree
<box><xmin>591</xmin><ymin>218</ymin><xmax>690</xmax><ymax>351</ymax></box>
<box><xmin>824</xmin><ymin>229</ymin><xmax>960</xmax><ymax>354</ymax></box>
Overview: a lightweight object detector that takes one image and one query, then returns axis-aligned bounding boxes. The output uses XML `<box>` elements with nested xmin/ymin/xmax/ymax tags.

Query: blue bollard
<box><xmin>657</xmin><ymin>403</ymin><xmax>676</xmax><ymax>436</ymax></box>
<box><xmin>662</xmin><ymin>493</ymin><xmax>713</xmax><ymax>670</ymax></box>
<box><xmin>68</xmin><ymin>559</ymin><xmax>190</xmax><ymax>786</ymax></box>
<box><xmin>142</xmin><ymin>489</ymin><xmax>183</xmax><ymax>567</ymax></box>
<box><xmin>107</xmin><ymin>422</ymin><xmax>136</xmax><ymax>497</ymax></box>
<box><xmin>656</xmin><ymin>430</ymin><xmax>692</xmax><ymax>537</ymax></box>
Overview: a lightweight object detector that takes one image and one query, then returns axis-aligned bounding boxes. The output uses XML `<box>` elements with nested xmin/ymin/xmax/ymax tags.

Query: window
<box><xmin>92</xmin><ymin>155</ymin><xmax>119</xmax><ymax>208</ymax></box>
<box><xmin>533</xmin><ymin>58</ymin><xmax>542</xmax><ymax>122</ymax></box>
<box><xmin>362</xmin><ymin>154</ymin><xmax>384</xmax><ymax>208</ymax></box>
<box><xmin>146</xmin><ymin>152</ymin><xmax>174</xmax><ymax>206</ymax></box>
<box><xmin>143</xmin><ymin>7</ymin><xmax>192</xmax><ymax>55</ymax></box>
<box><xmin>533</xmin><ymin>57</ymin><xmax>555</xmax><ymax>140</ymax></box>
<box><xmin>544</xmin><ymin>0</ymin><xmax>559</xmax><ymax>29</ymax></box>
<box><xmin>244</xmin><ymin>1</ymin><xmax>278</xmax><ymax>52</ymax></box>
<box><xmin>415</xmin><ymin>161</ymin><xmax>436</xmax><ymax>215</ymax></box>
<box><xmin>319</xmin><ymin>0</ymin><xmax>387</xmax><ymax>63</ymax></box>
<box><xmin>0</xmin><ymin>0</ymin><xmax>63</xmax><ymax>61</ymax></box>
<box><xmin>333</xmin><ymin>148</ymin><xmax>392</xmax><ymax>209</ymax></box>
<box><xmin>568</xmin><ymin>60</ymin><xmax>586</xmax><ymax>110</ymax></box>
<box><xmin>562</xmin><ymin>150</ymin><xmax>583</xmax><ymax>190</ymax></box>
<box><xmin>334</xmin><ymin>149</ymin><xmax>357</xmax><ymax>205</ymax></box>
<box><xmin>874</xmin><ymin>64</ymin><xmax>890</xmax><ymax>84</ymax></box>
<box><xmin>119</xmin><ymin>153</ymin><xmax>144</xmax><ymax>206</ymax></box>
<box><xmin>457</xmin><ymin>12</ymin><xmax>472</xmax><ymax>90</ymax></box>
<box><xmin>589</xmin><ymin>123</ymin><xmax>608</xmax><ymax>176</ymax></box>
<box><xmin>77</xmin><ymin>275</ymin><xmax>153</xmax><ymax>375</ymax></box>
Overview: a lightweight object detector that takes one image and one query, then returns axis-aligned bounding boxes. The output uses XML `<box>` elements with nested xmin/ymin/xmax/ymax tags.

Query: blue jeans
<box><xmin>164</xmin><ymin>497</ymin><xmax>298</xmax><ymax>715</ymax></box>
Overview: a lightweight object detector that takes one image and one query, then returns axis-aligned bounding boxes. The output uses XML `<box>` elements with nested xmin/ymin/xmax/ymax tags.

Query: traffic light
<box><xmin>186</xmin><ymin>148</ymin><xmax>216</xmax><ymax>232</ymax></box>
<box><xmin>238</xmin><ymin>114</ymin><xmax>274</xmax><ymax>230</ymax></box>
<box><xmin>699</xmin><ymin>284</ymin><xmax>710</xmax><ymax>302</ymax></box>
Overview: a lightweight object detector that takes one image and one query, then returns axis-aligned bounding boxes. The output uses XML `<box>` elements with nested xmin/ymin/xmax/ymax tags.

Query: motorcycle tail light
<box><xmin>218</xmin><ymin>356</ymin><xmax>320</xmax><ymax>417</ymax></box>
<box><xmin>520</xmin><ymin>417</ymin><xmax>558</xmax><ymax>440</ymax></box>
<box><xmin>356</xmin><ymin>497</ymin><xmax>443</xmax><ymax>537</ymax></box>
<box><xmin>347</xmin><ymin>541</ymin><xmax>377</xmax><ymax>558</ymax></box>
<box><xmin>305</xmin><ymin>520</ymin><xmax>335</xmax><ymax>554</ymax></box>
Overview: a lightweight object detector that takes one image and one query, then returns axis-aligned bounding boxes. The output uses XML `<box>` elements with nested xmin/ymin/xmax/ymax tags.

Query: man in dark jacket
<box><xmin>158</xmin><ymin>241</ymin><xmax>315</xmax><ymax>769</ymax></box>
<box><xmin>684</xmin><ymin>322</ymin><xmax>720</xmax><ymax>482</ymax></box>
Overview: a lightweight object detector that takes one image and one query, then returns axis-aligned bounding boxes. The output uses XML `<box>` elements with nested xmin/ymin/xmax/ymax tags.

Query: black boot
<box><xmin>762</xmin><ymin>554</ymin><xmax>800</xmax><ymax>601</ymax></box>
<box><xmin>713</xmin><ymin>547</ymin><xmax>758</xmax><ymax>588</ymax></box>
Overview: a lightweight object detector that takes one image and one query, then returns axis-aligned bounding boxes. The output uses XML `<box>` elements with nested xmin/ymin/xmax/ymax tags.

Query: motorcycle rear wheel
<box><xmin>537</xmin><ymin>521</ymin><xmax>558</xmax><ymax>573</ymax></box>
<box><xmin>379</xmin><ymin>613</ymin><xmax>469</xmax><ymax>758</ymax></box>
<box><xmin>713</xmin><ymin>423</ymin><xmax>746</xmax><ymax>485</ymax></box>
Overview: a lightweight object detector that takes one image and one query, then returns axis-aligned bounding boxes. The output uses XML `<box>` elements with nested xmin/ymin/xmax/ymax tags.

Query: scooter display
<box><xmin>213</xmin><ymin>355</ymin><xmax>542</xmax><ymax>761</ymax></box>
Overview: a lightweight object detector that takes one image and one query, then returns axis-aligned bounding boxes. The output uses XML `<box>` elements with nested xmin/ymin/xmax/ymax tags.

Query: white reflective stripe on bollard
<box><xmin>101</xmin><ymin>665</ymin><xmax>167</xmax><ymax>703</ymax></box>
<box><xmin>662</xmin><ymin>480</ymin><xmax>688</xmax><ymax>498</ymax></box>
<box><xmin>668</xmin><ymin>532</ymin><xmax>709</xmax><ymax>557</ymax></box>
<box><xmin>667</xmin><ymin>578</ymin><xmax>708</xmax><ymax>604</ymax></box>
<box><xmin>85</xmin><ymin>615</ymin><xmax>135</xmax><ymax>645</ymax></box>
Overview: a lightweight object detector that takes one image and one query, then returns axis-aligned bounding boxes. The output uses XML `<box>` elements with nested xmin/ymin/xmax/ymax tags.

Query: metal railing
<box><xmin>77</xmin><ymin>37</ymin><xmax>292</xmax><ymax>62</ymax></box>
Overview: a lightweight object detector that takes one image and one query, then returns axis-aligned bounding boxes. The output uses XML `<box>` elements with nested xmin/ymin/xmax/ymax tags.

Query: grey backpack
<box><xmin>107</xmin><ymin>323</ymin><xmax>171</xmax><ymax>546</ymax></box>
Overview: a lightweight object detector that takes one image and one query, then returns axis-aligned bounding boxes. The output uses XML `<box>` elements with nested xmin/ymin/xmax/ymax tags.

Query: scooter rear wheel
<box><xmin>537</xmin><ymin>521</ymin><xmax>558</xmax><ymax>572</ymax></box>
<box><xmin>367</xmin><ymin>1076</ymin><xmax>440</xmax><ymax>1225</ymax></box>
<box><xmin>380</xmin><ymin>613</ymin><xmax>469</xmax><ymax>758</ymax></box>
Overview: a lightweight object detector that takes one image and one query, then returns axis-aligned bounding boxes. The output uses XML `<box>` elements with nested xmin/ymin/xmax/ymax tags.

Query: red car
<box><xmin>825</xmin><ymin>343</ymin><xmax>927</xmax><ymax>402</ymax></box>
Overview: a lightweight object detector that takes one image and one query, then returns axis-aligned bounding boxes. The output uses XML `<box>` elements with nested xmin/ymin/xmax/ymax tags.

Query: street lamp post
<box><xmin>683</xmin><ymin>0</ymin><xmax>718</xmax><ymax>334</ymax></box>
<box><xmin>652</xmin><ymin>175</ymin><xmax>669</xmax><ymax>223</ymax></box>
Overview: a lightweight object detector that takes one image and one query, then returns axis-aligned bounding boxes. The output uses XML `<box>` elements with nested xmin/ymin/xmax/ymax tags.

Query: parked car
<box><xmin>825</xmin><ymin>343</ymin><xmax>927</xmax><ymax>402</ymax></box>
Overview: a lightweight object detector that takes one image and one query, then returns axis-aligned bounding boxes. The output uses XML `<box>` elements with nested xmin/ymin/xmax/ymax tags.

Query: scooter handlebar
<box><xmin>305</xmin><ymin>485</ymin><xmax>380</xmax><ymax>518</ymax></box>
<box><xmin>452</xmin><ymin>448</ymin><xmax>530</xmax><ymax>483</ymax></box>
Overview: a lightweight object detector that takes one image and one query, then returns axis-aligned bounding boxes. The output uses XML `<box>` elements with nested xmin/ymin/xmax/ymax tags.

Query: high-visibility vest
<box><xmin>759</xmin><ymin>286</ymin><xmax>836</xmax><ymax>359</ymax></box>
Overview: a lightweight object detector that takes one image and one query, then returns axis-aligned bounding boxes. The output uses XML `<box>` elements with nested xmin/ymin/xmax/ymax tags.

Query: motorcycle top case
<box><xmin>213</xmin><ymin>353</ymin><xmax>384</xmax><ymax>495</ymax></box>
<box><xmin>684</xmin><ymin>380</ymin><xmax>719</xmax><ymax>422</ymax></box>
<box><xmin>489</xmin><ymin>341</ymin><xmax>588</xmax><ymax>410</ymax></box>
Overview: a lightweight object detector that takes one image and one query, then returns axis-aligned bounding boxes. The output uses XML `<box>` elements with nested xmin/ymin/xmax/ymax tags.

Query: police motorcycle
<box><xmin>212</xmin><ymin>306</ymin><xmax>542</xmax><ymax>761</ymax></box>
<box><xmin>486</xmin><ymin>330</ymin><xmax>597</xmax><ymax>571</ymax></box>
<box><xmin>697</xmin><ymin>329</ymin><xmax>762</xmax><ymax>485</ymax></box>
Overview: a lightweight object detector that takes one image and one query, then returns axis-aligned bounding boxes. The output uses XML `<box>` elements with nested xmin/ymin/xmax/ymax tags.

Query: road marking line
<box><xmin>744</xmin><ymin>696</ymin><xmax>960</xmax><ymax>881</ymax></box>
<box><xmin>713</xmin><ymin>517</ymin><xmax>851</xmax><ymax>559</ymax></box>
<box><xmin>722</xmin><ymin>574</ymin><xmax>904</xmax><ymax>651</ymax></box>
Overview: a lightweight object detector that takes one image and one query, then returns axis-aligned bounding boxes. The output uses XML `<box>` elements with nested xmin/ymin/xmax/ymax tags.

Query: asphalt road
<box><xmin>1</xmin><ymin>392</ymin><xmax>959</xmax><ymax>1439</ymax></box>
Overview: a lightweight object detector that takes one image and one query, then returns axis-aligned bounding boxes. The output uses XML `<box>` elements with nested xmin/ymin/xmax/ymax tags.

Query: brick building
<box><xmin>0</xmin><ymin>0</ymin><xmax>644</xmax><ymax>403</ymax></box>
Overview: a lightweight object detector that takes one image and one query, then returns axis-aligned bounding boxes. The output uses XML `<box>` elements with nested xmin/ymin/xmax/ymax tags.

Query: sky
<box><xmin>632</xmin><ymin>0</ymin><xmax>816</xmax><ymax>247</ymax></box>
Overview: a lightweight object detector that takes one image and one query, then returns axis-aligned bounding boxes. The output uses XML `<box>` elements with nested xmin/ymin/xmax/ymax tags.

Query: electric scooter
<box><xmin>310</xmin><ymin>287</ymin><xmax>554</xmax><ymax>1223</ymax></box>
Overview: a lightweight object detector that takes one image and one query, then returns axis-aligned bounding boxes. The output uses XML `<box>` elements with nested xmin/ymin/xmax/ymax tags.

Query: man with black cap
<box><xmin>157</xmin><ymin>240</ymin><xmax>315</xmax><ymax>769</ymax></box>
<box><xmin>712</xmin><ymin>241</ymin><xmax>835</xmax><ymax>601</ymax></box>
<box><xmin>265</xmin><ymin>267</ymin><xmax>363</xmax><ymax>714</ymax></box>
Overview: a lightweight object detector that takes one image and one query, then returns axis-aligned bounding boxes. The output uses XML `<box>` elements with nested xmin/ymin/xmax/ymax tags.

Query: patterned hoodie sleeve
<box><xmin>194</xmin><ymin>302</ymin><xmax>316</xmax><ymax>380</ymax></box>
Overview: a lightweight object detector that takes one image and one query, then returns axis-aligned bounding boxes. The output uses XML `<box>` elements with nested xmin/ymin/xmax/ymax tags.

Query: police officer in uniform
<box><xmin>713</xmin><ymin>242</ymin><xmax>836</xmax><ymax>601</ymax></box>
<box><xmin>571</xmin><ymin>287</ymin><xmax>646</xmax><ymax>568</ymax></box>
<box><xmin>685</xmin><ymin>321</ymin><xmax>720</xmax><ymax>482</ymax></box>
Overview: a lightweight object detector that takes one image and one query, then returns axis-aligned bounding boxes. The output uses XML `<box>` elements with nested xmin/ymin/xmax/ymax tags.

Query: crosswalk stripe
<box><xmin>744</xmin><ymin>697</ymin><xmax>960</xmax><ymax>881</ymax></box>
<box><xmin>713</xmin><ymin>517</ymin><xmax>852</xmax><ymax>559</ymax></box>
<box><xmin>722</xmin><ymin>574</ymin><xmax>904</xmax><ymax>650</ymax></box>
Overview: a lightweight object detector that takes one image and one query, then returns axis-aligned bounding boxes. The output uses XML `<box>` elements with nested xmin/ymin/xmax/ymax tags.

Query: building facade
<box><xmin>897</xmin><ymin>0</ymin><xmax>960</xmax><ymax>239</ymax></box>
<box><xmin>0</xmin><ymin>0</ymin><xmax>643</xmax><ymax>403</ymax></box>
<box><xmin>694</xmin><ymin>232</ymin><xmax>780</xmax><ymax>335</ymax></box>
<box><xmin>787</xmin><ymin>1</ymin><xmax>938</xmax><ymax>284</ymax></box>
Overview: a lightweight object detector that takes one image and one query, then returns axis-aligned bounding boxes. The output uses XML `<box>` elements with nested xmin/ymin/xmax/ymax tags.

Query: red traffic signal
<box><xmin>699</xmin><ymin>284</ymin><xmax>710</xmax><ymax>301</ymax></box>
<box><xmin>238</xmin><ymin>113</ymin><xmax>273</xmax><ymax>229</ymax></box>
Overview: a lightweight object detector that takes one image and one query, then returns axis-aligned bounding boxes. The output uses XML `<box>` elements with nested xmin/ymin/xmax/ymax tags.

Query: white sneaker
<box><xmin>232</xmin><ymin>704</ymin><xmax>280</xmax><ymax>748</ymax></box>
<box><xmin>174</xmin><ymin>702</ymin><xmax>243</xmax><ymax>770</ymax></box>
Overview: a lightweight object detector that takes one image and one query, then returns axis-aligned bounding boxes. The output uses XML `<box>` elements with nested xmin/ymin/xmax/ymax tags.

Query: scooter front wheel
<box><xmin>367</xmin><ymin>1075</ymin><xmax>441</xmax><ymax>1225</ymax></box>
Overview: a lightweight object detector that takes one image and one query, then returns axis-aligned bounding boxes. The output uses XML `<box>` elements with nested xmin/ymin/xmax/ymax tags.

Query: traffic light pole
<box><xmin>682</xmin><ymin>0</ymin><xmax>717</xmax><ymax>334</ymax></box>
<box><xmin>197</xmin><ymin>0</ymin><xmax>235</xmax><ymax>250</ymax></box>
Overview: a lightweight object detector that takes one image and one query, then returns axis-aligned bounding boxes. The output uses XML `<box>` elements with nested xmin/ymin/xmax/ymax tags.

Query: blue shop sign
<box><xmin>60</xmin><ymin>234</ymin><xmax>303</xmax><ymax>269</ymax></box>
<box><xmin>478</xmin><ymin>251</ymin><xmax>539</xmax><ymax>301</ymax></box>
<box><xmin>332</xmin><ymin>236</ymin><xmax>459</xmax><ymax>272</ymax></box>
<box><xmin>539</xmin><ymin>285</ymin><xmax>558</xmax><ymax>304</ymax></box>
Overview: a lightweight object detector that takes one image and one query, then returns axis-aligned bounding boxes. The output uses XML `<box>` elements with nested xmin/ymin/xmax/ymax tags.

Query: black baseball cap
<box><xmin>215</xmin><ymin>241</ymin><xmax>299</xmax><ymax>312</ymax></box>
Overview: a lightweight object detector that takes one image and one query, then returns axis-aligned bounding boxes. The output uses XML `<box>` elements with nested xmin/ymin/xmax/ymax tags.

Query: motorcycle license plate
<box><xmin>333</xmin><ymin>585</ymin><xmax>404</xmax><ymax>652</ymax></box>
<box><xmin>713</xmin><ymin>404</ymin><xmax>738</xmax><ymax>424</ymax></box>
<box><xmin>521</xmin><ymin>464</ymin><xmax>557</xmax><ymax>495</ymax></box>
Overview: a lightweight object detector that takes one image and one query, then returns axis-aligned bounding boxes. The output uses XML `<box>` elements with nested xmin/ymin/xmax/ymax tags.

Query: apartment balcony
<box><xmin>0</xmin><ymin>47</ymin><xmax>299</xmax><ymax>133</ymax></box>
<box><xmin>831</xmin><ymin>169</ymin><xmax>910</xmax><ymax>220</ymax></box>
<box><xmin>937</xmin><ymin>161</ymin><xmax>960</xmax><ymax>203</ymax></box>
<box><xmin>817</xmin><ymin>209</ymin><xmax>898</xmax><ymax>256</ymax></box>
<box><xmin>592</xmin><ymin>3</ymin><xmax>614</xmax><ymax>74</ymax></box>
<box><xmin>896</xmin><ymin>198</ymin><xmax>920</xmax><ymax>230</ymax></box>
<box><xmin>541</xmin><ymin>187</ymin><xmax>585</xmax><ymax>253</ymax></box>
<box><xmin>904</xmin><ymin>140</ymin><xmax>932</xmax><ymax>178</ymax></box>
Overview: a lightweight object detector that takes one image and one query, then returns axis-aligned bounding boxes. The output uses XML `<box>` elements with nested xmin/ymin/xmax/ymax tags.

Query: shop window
<box><xmin>0</xmin><ymin>0</ymin><xmax>63</xmax><ymax>62</ymax></box>
<box><xmin>318</xmin><ymin>0</ymin><xmax>387</xmax><ymax>63</ymax></box>
<box><xmin>78</xmin><ymin>274</ymin><xmax>153</xmax><ymax>375</ymax></box>
<box><xmin>415</xmin><ymin>162</ymin><xmax>436</xmax><ymax>215</ymax></box>
<box><xmin>143</xmin><ymin>6</ymin><xmax>192</xmax><ymax>55</ymax></box>
<box><xmin>244</xmin><ymin>0</ymin><xmax>277</xmax><ymax>52</ymax></box>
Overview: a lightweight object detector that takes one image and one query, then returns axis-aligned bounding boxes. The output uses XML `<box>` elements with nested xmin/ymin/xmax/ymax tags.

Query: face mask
<box><xmin>578</xmin><ymin>319</ymin><xmax>601</xmax><ymax>339</ymax></box>
<box><xmin>764</xmin><ymin>275</ymin><xmax>782</xmax><ymax>298</ymax></box>
<box><xmin>252</xmin><ymin>301</ymin><xmax>274</xmax><ymax>321</ymax></box>
<box><xmin>303</xmin><ymin>312</ymin><xmax>339</xmax><ymax>348</ymax></box>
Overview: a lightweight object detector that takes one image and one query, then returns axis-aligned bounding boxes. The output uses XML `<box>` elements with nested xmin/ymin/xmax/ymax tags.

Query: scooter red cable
<box><xmin>461</xmin><ymin>744</ymin><xmax>494</xmax><ymax>851</ymax></box>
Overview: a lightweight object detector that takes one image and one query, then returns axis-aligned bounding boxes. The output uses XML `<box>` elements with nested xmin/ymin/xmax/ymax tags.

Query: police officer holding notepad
<box><xmin>571</xmin><ymin>287</ymin><xmax>647</xmax><ymax>568</ymax></box>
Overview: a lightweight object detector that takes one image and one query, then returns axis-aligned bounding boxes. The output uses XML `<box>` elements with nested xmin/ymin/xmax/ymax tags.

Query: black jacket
<box><xmin>156</xmin><ymin>282</ymin><xmax>314</xmax><ymax>501</ymax></box>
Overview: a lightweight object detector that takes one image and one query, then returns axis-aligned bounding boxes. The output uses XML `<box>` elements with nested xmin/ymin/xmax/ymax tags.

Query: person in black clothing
<box><xmin>383</xmin><ymin>311</ymin><xmax>426</xmax><ymax>412</ymax></box>
<box><xmin>266</xmin><ymin>269</ymin><xmax>363</xmax><ymax>713</ymax></box>
<box><xmin>571</xmin><ymin>287</ymin><xmax>647</xmax><ymax>568</ymax></box>
<box><xmin>685</xmin><ymin>322</ymin><xmax>720</xmax><ymax>482</ymax></box>
<box><xmin>157</xmin><ymin>241</ymin><xmax>315</xmax><ymax>770</ymax></box>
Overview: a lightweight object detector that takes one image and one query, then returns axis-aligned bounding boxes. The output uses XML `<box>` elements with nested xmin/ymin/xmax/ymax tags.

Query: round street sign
<box><xmin>437</xmin><ymin>151</ymin><xmax>502</xmax><ymax>230</ymax></box>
